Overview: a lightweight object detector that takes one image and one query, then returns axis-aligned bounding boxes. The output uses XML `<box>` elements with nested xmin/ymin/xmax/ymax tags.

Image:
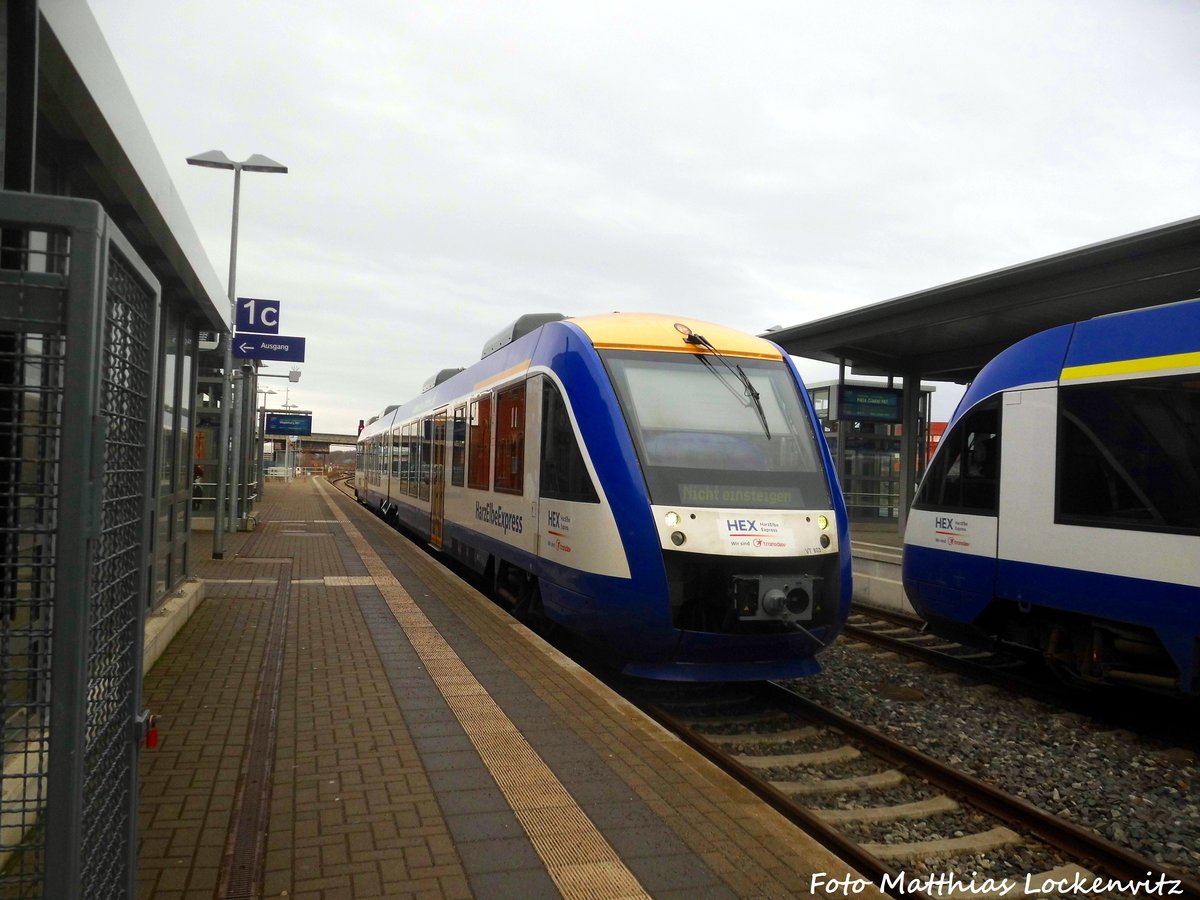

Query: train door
<box><xmin>429</xmin><ymin>409</ymin><xmax>448</xmax><ymax>547</ymax></box>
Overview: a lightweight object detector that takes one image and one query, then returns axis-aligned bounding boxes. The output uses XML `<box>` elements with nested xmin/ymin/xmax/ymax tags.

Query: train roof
<box><xmin>1061</xmin><ymin>298</ymin><xmax>1200</xmax><ymax>383</ymax></box>
<box><xmin>481</xmin><ymin>313</ymin><xmax>567</xmax><ymax>358</ymax></box>
<box><xmin>956</xmin><ymin>297</ymin><xmax>1200</xmax><ymax>418</ymax></box>
<box><xmin>359</xmin><ymin>311</ymin><xmax>787</xmax><ymax>441</ymax></box>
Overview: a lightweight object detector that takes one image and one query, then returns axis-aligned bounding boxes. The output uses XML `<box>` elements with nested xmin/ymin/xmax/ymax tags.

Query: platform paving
<box><xmin>136</xmin><ymin>478</ymin><xmax>881</xmax><ymax>899</ymax></box>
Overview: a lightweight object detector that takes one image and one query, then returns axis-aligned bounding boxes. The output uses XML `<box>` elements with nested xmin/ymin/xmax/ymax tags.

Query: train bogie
<box><xmin>357</xmin><ymin>312</ymin><xmax>852</xmax><ymax>681</ymax></box>
<box><xmin>903</xmin><ymin>299</ymin><xmax>1200</xmax><ymax>694</ymax></box>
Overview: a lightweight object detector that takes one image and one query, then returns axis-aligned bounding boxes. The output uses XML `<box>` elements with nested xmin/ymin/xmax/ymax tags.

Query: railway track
<box><xmin>842</xmin><ymin>606</ymin><xmax>1063</xmax><ymax>698</ymax></box>
<box><xmin>846</xmin><ymin>605</ymin><xmax>1200</xmax><ymax>750</ymax></box>
<box><xmin>630</xmin><ymin>679</ymin><xmax>1200</xmax><ymax>900</ymax></box>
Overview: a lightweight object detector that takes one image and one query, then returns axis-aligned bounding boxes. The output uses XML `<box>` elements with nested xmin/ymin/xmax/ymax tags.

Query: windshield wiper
<box><xmin>674</xmin><ymin>323</ymin><xmax>771</xmax><ymax>439</ymax></box>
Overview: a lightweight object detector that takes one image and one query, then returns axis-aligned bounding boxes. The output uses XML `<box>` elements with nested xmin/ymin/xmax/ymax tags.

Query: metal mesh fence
<box><xmin>0</xmin><ymin>225</ymin><xmax>69</xmax><ymax>898</ymax></box>
<box><xmin>1</xmin><ymin>199</ymin><xmax>157</xmax><ymax>898</ymax></box>
<box><xmin>80</xmin><ymin>247</ymin><xmax>155</xmax><ymax>899</ymax></box>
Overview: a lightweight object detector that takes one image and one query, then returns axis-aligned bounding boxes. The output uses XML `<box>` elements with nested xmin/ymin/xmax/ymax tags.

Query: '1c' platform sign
<box><xmin>236</xmin><ymin>297</ymin><xmax>281</xmax><ymax>334</ymax></box>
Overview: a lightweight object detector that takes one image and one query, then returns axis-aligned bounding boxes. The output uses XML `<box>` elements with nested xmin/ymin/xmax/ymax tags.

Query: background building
<box><xmin>806</xmin><ymin>379</ymin><xmax>935</xmax><ymax>523</ymax></box>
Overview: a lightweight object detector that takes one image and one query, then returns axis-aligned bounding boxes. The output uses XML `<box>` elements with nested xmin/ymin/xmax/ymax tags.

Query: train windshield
<box><xmin>601</xmin><ymin>350</ymin><xmax>832</xmax><ymax>509</ymax></box>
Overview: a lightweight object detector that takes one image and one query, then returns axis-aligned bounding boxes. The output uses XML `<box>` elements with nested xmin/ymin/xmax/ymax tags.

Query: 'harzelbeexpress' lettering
<box><xmin>475</xmin><ymin>502</ymin><xmax>523</xmax><ymax>535</ymax></box>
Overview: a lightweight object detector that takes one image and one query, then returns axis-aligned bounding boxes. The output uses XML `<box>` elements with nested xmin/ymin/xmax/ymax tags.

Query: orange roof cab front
<box><xmin>569</xmin><ymin>313</ymin><xmax>783</xmax><ymax>360</ymax></box>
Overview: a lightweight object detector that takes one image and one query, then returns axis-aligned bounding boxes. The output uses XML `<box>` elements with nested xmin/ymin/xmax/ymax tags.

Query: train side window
<box><xmin>451</xmin><ymin>405</ymin><xmax>466</xmax><ymax>487</ymax></box>
<box><xmin>390</xmin><ymin>428</ymin><xmax>402</xmax><ymax>478</ymax></box>
<box><xmin>468</xmin><ymin>396</ymin><xmax>493</xmax><ymax>490</ymax></box>
<box><xmin>539</xmin><ymin>378</ymin><xmax>599</xmax><ymax>503</ymax></box>
<box><xmin>494</xmin><ymin>383</ymin><xmax>526</xmax><ymax>495</ymax></box>
<box><xmin>418</xmin><ymin>417</ymin><xmax>432</xmax><ymax>501</ymax></box>
<box><xmin>405</xmin><ymin>424</ymin><xmax>414</xmax><ymax>496</ymax></box>
<box><xmin>1057</xmin><ymin>375</ymin><xmax>1200</xmax><ymax>532</ymax></box>
<box><xmin>915</xmin><ymin>399</ymin><xmax>1000</xmax><ymax>513</ymax></box>
<box><xmin>400</xmin><ymin>422</ymin><xmax>412</xmax><ymax>496</ymax></box>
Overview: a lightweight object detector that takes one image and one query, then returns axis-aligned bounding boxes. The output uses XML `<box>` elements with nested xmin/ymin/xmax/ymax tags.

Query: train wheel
<box><xmin>1043</xmin><ymin>624</ymin><xmax>1097</xmax><ymax>689</ymax></box>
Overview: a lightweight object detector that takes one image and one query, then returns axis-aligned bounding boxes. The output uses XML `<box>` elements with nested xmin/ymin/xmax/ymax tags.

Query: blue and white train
<box><xmin>903</xmin><ymin>299</ymin><xmax>1200</xmax><ymax>694</ymax></box>
<box><xmin>356</xmin><ymin>312</ymin><xmax>851</xmax><ymax>681</ymax></box>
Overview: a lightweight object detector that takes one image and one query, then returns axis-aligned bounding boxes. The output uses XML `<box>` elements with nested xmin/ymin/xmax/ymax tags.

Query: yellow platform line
<box><xmin>315</xmin><ymin>480</ymin><xmax>650</xmax><ymax>900</ymax></box>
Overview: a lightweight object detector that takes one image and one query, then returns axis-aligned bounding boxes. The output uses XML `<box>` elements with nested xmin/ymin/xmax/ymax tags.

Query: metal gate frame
<box><xmin>1</xmin><ymin>192</ymin><xmax>160</xmax><ymax>898</ymax></box>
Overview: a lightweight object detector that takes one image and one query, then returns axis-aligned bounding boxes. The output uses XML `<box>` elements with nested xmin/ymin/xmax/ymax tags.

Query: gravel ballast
<box><xmin>785</xmin><ymin>640</ymin><xmax>1200</xmax><ymax>879</ymax></box>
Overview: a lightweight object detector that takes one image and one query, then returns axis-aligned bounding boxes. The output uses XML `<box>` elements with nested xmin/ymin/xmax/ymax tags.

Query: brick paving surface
<box><xmin>136</xmin><ymin>478</ymin><xmax>874</xmax><ymax>899</ymax></box>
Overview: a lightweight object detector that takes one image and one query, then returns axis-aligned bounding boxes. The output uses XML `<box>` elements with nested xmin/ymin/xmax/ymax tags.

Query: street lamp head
<box><xmin>242</xmin><ymin>154</ymin><xmax>288</xmax><ymax>174</ymax></box>
<box><xmin>186</xmin><ymin>150</ymin><xmax>288</xmax><ymax>174</ymax></box>
<box><xmin>186</xmin><ymin>150</ymin><xmax>236</xmax><ymax>170</ymax></box>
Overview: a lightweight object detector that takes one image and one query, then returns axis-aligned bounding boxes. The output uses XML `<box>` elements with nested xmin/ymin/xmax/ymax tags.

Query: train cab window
<box><xmin>1057</xmin><ymin>375</ymin><xmax>1200</xmax><ymax>532</ymax></box>
<box><xmin>539</xmin><ymin>378</ymin><xmax>599</xmax><ymax>503</ymax></box>
<box><xmin>602</xmin><ymin>350</ymin><xmax>831</xmax><ymax>508</ymax></box>
<box><xmin>915</xmin><ymin>399</ymin><xmax>1000</xmax><ymax>513</ymax></box>
<box><xmin>494</xmin><ymin>384</ymin><xmax>526</xmax><ymax>495</ymax></box>
<box><xmin>451</xmin><ymin>405</ymin><xmax>466</xmax><ymax>487</ymax></box>
<box><xmin>468</xmin><ymin>396</ymin><xmax>492</xmax><ymax>490</ymax></box>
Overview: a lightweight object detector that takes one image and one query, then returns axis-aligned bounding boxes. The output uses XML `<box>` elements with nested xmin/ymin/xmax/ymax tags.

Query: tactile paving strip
<box><xmin>315</xmin><ymin>481</ymin><xmax>650</xmax><ymax>900</ymax></box>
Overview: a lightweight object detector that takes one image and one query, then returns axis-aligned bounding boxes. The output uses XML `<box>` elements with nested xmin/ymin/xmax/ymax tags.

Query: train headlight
<box><xmin>820</xmin><ymin>534</ymin><xmax>831</xmax><ymax>549</ymax></box>
<box><xmin>671</xmin><ymin>531</ymin><xmax>687</xmax><ymax>546</ymax></box>
<box><xmin>817</xmin><ymin>515</ymin><xmax>829</xmax><ymax>530</ymax></box>
<box><xmin>664</xmin><ymin>511</ymin><xmax>681</xmax><ymax>528</ymax></box>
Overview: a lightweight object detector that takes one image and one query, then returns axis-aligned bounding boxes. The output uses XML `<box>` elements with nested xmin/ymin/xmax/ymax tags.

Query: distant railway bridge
<box><xmin>264</xmin><ymin>431</ymin><xmax>359</xmax><ymax>467</ymax></box>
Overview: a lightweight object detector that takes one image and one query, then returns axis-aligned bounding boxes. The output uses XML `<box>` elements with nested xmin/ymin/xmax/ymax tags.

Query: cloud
<box><xmin>89</xmin><ymin>0</ymin><xmax>1200</xmax><ymax>433</ymax></box>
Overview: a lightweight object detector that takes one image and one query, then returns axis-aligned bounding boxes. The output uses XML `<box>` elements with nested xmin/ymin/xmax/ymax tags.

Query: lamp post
<box><xmin>257</xmin><ymin>368</ymin><xmax>301</xmax><ymax>491</ymax></box>
<box><xmin>280</xmin><ymin>392</ymin><xmax>298</xmax><ymax>480</ymax></box>
<box><xmin>256</xmin><ymin>387</ymin><xmax>277</xmax><ymax>498</ymax></box>
<box><xmin>187</xmin><ymin>150</ymin><xmax>287</xmax><ymax>558</ymax></box>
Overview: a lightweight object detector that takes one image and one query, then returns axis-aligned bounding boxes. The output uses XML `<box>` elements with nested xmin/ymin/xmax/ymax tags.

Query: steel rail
<box><xmin>840</xmin><ymin>621</ymin><xmax>1058</xmax><ymax>700</ymax></box>
<box><xmin>849</xmin><ymin>603</ymin><xmax>928</xmax><ymax>631</ymax></box>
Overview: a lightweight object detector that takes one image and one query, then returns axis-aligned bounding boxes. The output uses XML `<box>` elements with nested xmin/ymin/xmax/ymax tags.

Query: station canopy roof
<box><xmin>766</xmin><ymin>213</ymin><xmax>1200</xmax><ymax>383</ymax></box>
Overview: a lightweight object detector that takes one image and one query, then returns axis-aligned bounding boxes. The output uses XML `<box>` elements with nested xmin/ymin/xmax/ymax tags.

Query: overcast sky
<box><xmin>88</xmin><ymin>0</ymin><xmax>1200</xmax><ymax>434</ymax></box>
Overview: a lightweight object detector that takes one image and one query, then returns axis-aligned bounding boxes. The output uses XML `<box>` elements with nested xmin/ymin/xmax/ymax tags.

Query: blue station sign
<box><xmin>233</xmin><ymin>333</ymin><xmax>306</xmax><ymax>362</ymax></box>
<box><xmin>837</xmin><ymin>386</ymin><xmax>904</xmax><ymax>423</ymax></box>
<box><xmin>264</xmin><ymin>412</ymin><xmax>313</xmax><ymax>436</ymax></box>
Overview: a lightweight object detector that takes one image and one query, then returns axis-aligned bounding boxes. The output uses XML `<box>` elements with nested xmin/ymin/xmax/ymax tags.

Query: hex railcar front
<box><xmin>903</xmin><ymin>299</ymin><xmax>1200</xmax><ymax>694</ymax></box>
<box><xmin>357</xmin><ymin>312</ymin><xmax>852</xmax><ymax>681</ymax></box>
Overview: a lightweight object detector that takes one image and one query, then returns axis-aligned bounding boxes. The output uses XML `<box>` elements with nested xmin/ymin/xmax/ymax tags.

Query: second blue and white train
<box><xmin>904</xmin><ymin>299</ymin><xmax>1200</xmax><ymax>694</ymax></box>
